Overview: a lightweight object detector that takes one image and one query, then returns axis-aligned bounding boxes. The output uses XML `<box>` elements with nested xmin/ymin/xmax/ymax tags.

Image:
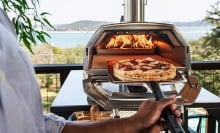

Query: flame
<box><xmin>105</xmin><ymin>34</ymin><xmax>155</xmax><ymax>49</ymax></box>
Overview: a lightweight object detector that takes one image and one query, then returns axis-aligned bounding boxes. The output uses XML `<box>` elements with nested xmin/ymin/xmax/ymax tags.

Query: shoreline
<box><xmin>43</xmin><ymin>26</ymin><xmax>212</xmax><ymax>48</ymax></box>
<box><xmin>47</xmin><ymin>30</ymin><xmax>95</xmax><ymax>34</ymax></box>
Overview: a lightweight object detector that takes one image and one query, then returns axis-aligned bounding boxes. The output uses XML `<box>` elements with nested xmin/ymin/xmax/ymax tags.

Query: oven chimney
<box><xmin>123</xmin><ymin>0</ymin><xmax>146</xmax><ymax>22</ymax></box>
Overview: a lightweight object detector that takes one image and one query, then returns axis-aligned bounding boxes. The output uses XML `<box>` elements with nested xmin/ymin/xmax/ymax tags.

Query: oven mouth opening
<box><xmin>98</xmin><ymin>34</ymin><xmax>155</xmax><ymax>49</ymax></box>
<box><xmin>95</xmin><ymin>30</ymin><xmax>174</xmax><ymax>49</ymax></box>
<box><xmin>94</xmin><ymin>30</ymin><xmax>176</xmax><ymax>56</ymax></box>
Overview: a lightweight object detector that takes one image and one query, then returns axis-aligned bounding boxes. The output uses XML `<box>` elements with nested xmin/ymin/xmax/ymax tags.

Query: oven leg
<box><xmin>183</xmin><ymin>106</ymin><xmax>189</xmax><ymax>133</ymax></box>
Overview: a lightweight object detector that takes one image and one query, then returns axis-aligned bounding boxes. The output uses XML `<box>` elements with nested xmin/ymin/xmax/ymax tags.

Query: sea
<box><xmin>45</xmin><ymin>26</ymin><xmax>213</xmax><ymax>48</ymax></box>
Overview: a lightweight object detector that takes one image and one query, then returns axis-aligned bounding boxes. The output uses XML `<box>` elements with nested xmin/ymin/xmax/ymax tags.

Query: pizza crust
<box><xmin>113</xmin><ymin>57</ymin><xmax>176</xmax><ymax>81</ymax></box>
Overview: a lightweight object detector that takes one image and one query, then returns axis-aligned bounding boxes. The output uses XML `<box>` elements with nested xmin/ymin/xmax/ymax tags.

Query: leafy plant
<box><xmin>189</xmin><ymin>1</ymin><xmax>220</xmax><ymax>61</ymax></box>
<box><xmin>202</xmin><ymin>1</ymin><xmax>220</xmax><ymax>52</ymax></box>
<box><xmin>0</xmin><ymin>0</ymin><xmax>54</xmax><ymax>53</ymax></box>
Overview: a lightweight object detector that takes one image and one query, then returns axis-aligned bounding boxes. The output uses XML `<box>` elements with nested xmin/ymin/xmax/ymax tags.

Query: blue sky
<box><xmin>40</xmin><ymin>0</ymin><xmax>217</xmax><ymax>24</ymax></box>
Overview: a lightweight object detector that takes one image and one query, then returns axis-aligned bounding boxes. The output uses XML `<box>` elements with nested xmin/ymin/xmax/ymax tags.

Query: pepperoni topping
<box><xmin>140</xmin><ymin>66</ymin><xmax>153</xmax><ymax>71</ymax></box>
<box><xmin>130</xmin><ymin>59</ymin><xmax>139</xmax><ymax>65</ymax></box>
<box><xmin>141</xmin><ymin>60</ymin><xmax>150</xmax><ymax>64</ymax></box>
<box><xmin>118</xmin><ymin>63</ymin><xmax>125</xmax><ymax>69</ymax></box>
<box><xmin>124</xmin><ymin>65</ymin><xmax>136</xmax><ymax>71</ymax></box>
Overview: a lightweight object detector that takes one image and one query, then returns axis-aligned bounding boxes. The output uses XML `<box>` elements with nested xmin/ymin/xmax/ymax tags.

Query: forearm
<box><xmin>62</xmin><ymin>116</ymin><xmax>142</xmax><ymax>133</ymax></box>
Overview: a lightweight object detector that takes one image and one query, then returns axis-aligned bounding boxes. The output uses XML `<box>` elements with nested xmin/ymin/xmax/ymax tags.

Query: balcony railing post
<box><xmin>60</xmin><ymin>70</ymin><xmax>70</xmax><ymax>86</ymax></box>
<box><xmin>183</xmin><ymin>106</ymin><xmax>189</xmax><ymax>132</ymax></box>
<box><xmin>207</xmin><ymin>116</ymin><xmax>216</xmax><ymax>133</ymax></box>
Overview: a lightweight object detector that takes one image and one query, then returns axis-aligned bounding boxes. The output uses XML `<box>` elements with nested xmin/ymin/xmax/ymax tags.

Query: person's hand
<box><xmin>133</xmin><ymin>95</ymin><xmax>182</xmax><ymax>133</ymax></box>
<box><xmin>62</xmin><ymin>96</ymin><xmax>182</xmax><ymax>133</ymax></box>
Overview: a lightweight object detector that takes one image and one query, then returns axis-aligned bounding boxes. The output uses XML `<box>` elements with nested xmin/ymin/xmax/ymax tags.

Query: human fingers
<box><xmin>170</xmin><ymin>104</ymin><xmax>181</xmax><ymax>118</ymax></box>
<box><xmin>136</xmin><ymin>96</ymin><xmax>177</xmax><ymax>129</ymax></box>
<box><xmin>141</xmin><ymin>120</ymin><xmax>168</xmax><ymax>133</ymax></box>
<box><xmin>162</xmin><ymin>97</ymin><xmax>183</xmax><ymax>124</ymax></box>
<box><xmin>155</xmin><ymin>95</ymin><xmax>177</xmax><ymax>111</ymax></box>
<box><xmin>166</xmin><ymin>103</ymin><xmax>183</xmax><ymax>127</ymax></box>
<box><xmin>158</xmin><ymin>118</ymin><xmax>183</xmax><ymax>132</ymax></box>
<box><xmin>170</xmin><ymin>103</ymin><xmax>177</xmax><ymax>111</ymax></box>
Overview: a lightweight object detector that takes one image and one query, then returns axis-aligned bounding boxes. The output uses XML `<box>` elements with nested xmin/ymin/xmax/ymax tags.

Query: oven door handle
<box><xmin>148</xmin><ymin>81</ymin><xmax>185</xmax><ymax>133</ymax></box>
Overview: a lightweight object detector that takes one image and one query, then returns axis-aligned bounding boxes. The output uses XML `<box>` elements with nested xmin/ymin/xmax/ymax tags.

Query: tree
<box><xmin>191</xmin><ymin>1</ymin><xmax>220</xmax><ymax>61</ymax></box>
<box><xmin>0</xmin><ymin>0</ymin><xmax>54</xmax><ymax>53</ymax></box>
<box><xmin>203</xmin><ymin>1</ymin><xmax>220</xmax><ymax>54</ymax></box>
<box><xmin>189</xmin><ymin>1</ymin><xmax>220</xmax><ymax>96</ymax></box>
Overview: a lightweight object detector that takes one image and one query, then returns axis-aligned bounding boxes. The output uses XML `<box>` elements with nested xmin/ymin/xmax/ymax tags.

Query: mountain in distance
<box><xmin>163</xmin><ymin>20</ymin><xmax>211</xmax><ymax>27</ymax></box>
<box><xmin>50</xmin><ymin>20</ymin><xmax>212</xmax><ymax>31</ymax></box>
<box><xmin>53</xmin><ymin>20</ymin><xmax>112</xmax><ymax>31</ymax></box>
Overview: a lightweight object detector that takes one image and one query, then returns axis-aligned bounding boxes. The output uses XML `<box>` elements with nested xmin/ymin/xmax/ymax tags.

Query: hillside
<box><xmin>163</xmin><ymin>20</ymin><xmax>211</xmax><ymax>27</ymax></box>
<box><xmin>50</xmin><ymin>20</ymin><xmax>212</xmax><ymax>31</ymax></box>
<box><xmin>54</xmin><ymin>20</ymin><xmax>112</xmax><ymax>31</ymax></box>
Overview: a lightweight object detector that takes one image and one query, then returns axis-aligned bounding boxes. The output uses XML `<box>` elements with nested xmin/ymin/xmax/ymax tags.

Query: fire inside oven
<box><xmin>95</xmin><ymin>31</ymin><xmax>184</xmax><ymax>66</ymax></box>
<box><xmin>97</xmin><ymin>33</ymin><xmax>155</xmax><ymax>49</ymax></box>
<box><xmin>82</xmin><ymin>22</ymin><xmax>197</xmax><ymax>110</ymax></box>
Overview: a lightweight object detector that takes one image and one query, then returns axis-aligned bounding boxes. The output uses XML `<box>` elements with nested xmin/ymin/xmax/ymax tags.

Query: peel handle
<box><xmin>149</xmin><ymin>81</ymin><xmax>185</xmax><ymax>133</ymax></box>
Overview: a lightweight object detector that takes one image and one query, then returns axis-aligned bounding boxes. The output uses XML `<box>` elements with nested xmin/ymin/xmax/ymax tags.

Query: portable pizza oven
<box><xmin>82</xmin><ymin>1</ymin><xmax>202</xmax><ymax>132</ymax></box>
<box><xmin>83</xmin><ymin>0</ymin><xmax>200</xmax><ymax>113</ymax></box>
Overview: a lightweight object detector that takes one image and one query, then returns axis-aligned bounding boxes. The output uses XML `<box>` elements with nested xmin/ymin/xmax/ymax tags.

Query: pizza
<box><xmin>112</xmin><ymin>57</ymin><xmax>176</xmax><ymax>81</ymax></box>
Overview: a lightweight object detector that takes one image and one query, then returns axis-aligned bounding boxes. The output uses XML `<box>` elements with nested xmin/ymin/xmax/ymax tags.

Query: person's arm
<box><xmin>62</xmin><ymin>96</ymin><xmax>180</xmax><ymax>133</ymax></box>
<box><xmin>62</xmin><ymin>116</ymin><xmax>141</xmax><ymax>133</ymax></box>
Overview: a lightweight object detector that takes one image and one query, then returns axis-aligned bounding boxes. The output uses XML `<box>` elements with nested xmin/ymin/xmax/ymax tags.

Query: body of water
<box><xmin>178</xmin><ymin>26</ymin><xmax>212</xmax><ymax>40</ymax></box>
<box><xmin>47</xmin><ymin>31</ymin><xmax>93</xmax><ymax>48</ymax></box>
<box><xmin>46</xmin><ymin>26</ymin><xmax>213</xmax><ymax>48</ymax></box>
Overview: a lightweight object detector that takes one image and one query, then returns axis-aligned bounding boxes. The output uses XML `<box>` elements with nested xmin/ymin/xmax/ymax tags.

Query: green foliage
<box><xmin>189</xmin><ymin>38</ymin><xmax>220</xmax><ymax>61</ymax></box>
<box><xmin>53</xmin><ymin>45</ymin><xmax>85</xmax><ymax>64</ymax></box>
<box><xmin>24</xmin><ymin>43</ymin><xmax>53</xmax><ymax>64</ymax></box>
<box><xmin>188</xmin><ymin>1</ymin><xmax>220</xmax><ymax>95</ymax></box>
<box><xmin>52</xmin><ymin>47</ymin><xmax>63</xmax><ymax>54</ymax></box>
<box><xmin>0</xmin><ymin>0</ymin><xmax>54</xmax><ymax>53</ymax></box>
<box><xmin>189</xmin><ymin>1</ymin><xmax>220</xmax><ymax>61</ymax></box>
<box><xmin>202</xmin><ymin>1</ymin><xmax>220</xmax><ymax>55</ymax></box>
<box><xmin>191</xmin><ymin>70</ymin><xmax>220</xmax><ymax>96</ymax></box>
<box><xmin>189</xmin><ymin>37</ymin><xmax>220</xmax><ymax>96</ymax></box>
<box><xmin>45</xmin><ymin>74</ymin><xmax>54</xmax><ymax>88</ymax></box>
<box><xmin>26</xmin><ymin>44</ymin><xmax>85</xmax><ymax>64</ymax></box>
